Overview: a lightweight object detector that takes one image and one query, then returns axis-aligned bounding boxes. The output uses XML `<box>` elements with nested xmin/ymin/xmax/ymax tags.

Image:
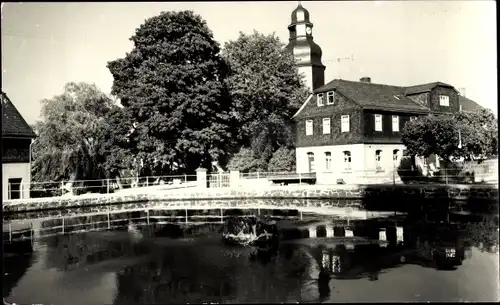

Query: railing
<box><xmin>208</xmin><ymin>173</ymin><xmax>231</xmax><ymax>188</ymax></box>
<box><xmin>10</xmin><ymin>174</ymin><xmax>198</xmax><ymax>200</ymax></box>
<box><xmin>240</xmin><ymin>171</ymin><xmax>316</xmax><ymax>180</ymax></box>
<box><xmin>3</xmin><ymin>208</ymin><xmax>302</xmax><ymax>242</ymax></box>
<box><xmin>239</xmin><ymin>168</ymin><xmax>498</xmax><ymax>185</ymax></box>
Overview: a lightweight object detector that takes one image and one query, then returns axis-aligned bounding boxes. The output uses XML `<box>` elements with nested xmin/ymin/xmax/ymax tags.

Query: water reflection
<box><xmin>3</xmin><ymin>202</ymin><xmax>499</xmax><ymax>304</ymax></box>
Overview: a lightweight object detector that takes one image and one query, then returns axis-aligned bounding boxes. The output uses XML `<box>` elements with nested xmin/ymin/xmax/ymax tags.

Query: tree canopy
<box><xmin>107</xmin><ymin>10</ymin><xmax>235</xmax><ymax>174</ymax></box>
<box><xmin>222</xmin><ymin>31</ymin><xmax>308</xmax><ymax>170</ymax></box>
<box><xmin>401</xmin><ymin>109</ymin><xmax>498</xmax><ymax>162</ymax></box>
<box><xmin>32</xmin><ymin>82</ymin><xmax>116</xmax><ymax>183</ymax></box>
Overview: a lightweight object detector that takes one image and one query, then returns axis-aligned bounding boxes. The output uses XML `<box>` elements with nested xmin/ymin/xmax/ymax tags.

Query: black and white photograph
<box><xmin>2</xmin><ymin>1</ymin><xmax>498</xmax><ymax>304</ymax></box>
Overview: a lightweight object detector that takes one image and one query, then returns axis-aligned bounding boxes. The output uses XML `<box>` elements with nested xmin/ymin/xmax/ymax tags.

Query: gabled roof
<box><xmin>459</xmin><ymin>95</ymin><xmax>485</xmax><ymax>113</ymax></box>
<box><xmin>405</xmin><ymin>82</ymin><xmax>456</xmax><ymax>95</ymax></box>
<box><xmin>316</xmin><ymin>79</ymin><xmax>429</xmax><ymax>111</ymax></box>
<box><xmin>293</xmin><ymin>78</ymin><xmax>485</xmax><ymax>120</ymax></box>
<box><xmin>1</xmin><ymin>92</ymin><xmax>37</xmax><ymax>138</ymax></box>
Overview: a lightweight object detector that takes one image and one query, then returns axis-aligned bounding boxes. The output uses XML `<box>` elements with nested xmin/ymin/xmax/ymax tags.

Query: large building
<box><xmin>285</xmin><ymin>3</ymin><xmax>485</xmax><ymax>183</ymax></box>
<box><xmin>2</xmin><ymin>92</ymin><xmax>37</xmax><ymax>199</ymax></box>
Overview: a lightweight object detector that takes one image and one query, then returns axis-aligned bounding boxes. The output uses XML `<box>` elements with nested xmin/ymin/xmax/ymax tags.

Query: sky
<box><xmin>1</xmin><ymin>1</ymin><xmax>497</xmax><ymax>125</ymax></box>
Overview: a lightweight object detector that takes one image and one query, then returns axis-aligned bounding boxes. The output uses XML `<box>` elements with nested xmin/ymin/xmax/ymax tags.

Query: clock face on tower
<box><xmin>306</xmin><ymin>26</ymin><xmax>312</xmax><ymax>35</ymax></box>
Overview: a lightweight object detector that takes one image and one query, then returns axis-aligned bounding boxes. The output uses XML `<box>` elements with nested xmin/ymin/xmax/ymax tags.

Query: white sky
<box><xmin>1</xmin><ymin>1</ymin><xmax>497</xmax><ymax>124</ymax></box>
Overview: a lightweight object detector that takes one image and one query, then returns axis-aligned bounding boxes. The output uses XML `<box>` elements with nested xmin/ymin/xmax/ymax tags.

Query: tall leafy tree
<box><xmin>222</xmin><ymin>31</ymin><xmax>309</xmax><ymax>169</ymax></box>
<box><xmin>31</xmin><ymin>82</ymin><xmax>115</xmax><ymax>189</ymax></box>
<box><xmin>107</xmin><ymin>11</ymin><xmax>235</xmax><ymax>174</ymax></box>
<box><xmin>401</xmin><ymin>109</ymin><xmax>498</xmax><ymax>163</ymax></box>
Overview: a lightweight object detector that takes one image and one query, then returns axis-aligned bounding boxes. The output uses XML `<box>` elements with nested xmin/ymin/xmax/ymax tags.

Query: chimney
<box><xmin>459</xmin><ymin>87</ymin><xmax>466</xmax><ymax>97</ymax></box>
<box><xmin>360</xmin><ymin>77</ymin><xmax>371</xmax><ymax>83</ymax></box>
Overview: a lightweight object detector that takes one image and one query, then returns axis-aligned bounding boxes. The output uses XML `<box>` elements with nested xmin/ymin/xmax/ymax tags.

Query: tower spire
<box><xmin>285</xmin><ymin>2</ymin><xmax>325</xmax><ymax>92</ymax></box>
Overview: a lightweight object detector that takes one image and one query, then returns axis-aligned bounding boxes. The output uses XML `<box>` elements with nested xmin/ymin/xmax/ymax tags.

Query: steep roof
<box><xmin>1</xmin><ymin>92</ymin><xmax>37</xmax><ymax>138</ymax></box>
<box><xmin>293</xmin><ymin>78</ymin><xmax>485</xmax><ymax>120</ymax></box>
<box><xmin>315</xmin><ymin>79</ymin><xmax>430</xmax><ymax>112</ymax></box>
<box><xmin>459</xmin><ymin>95</ymin><xmax>485</xmax><ymax>113</ymax></box>
<box><xmin>405</xmin><ymin>82</ymin><xmax>456</xmax><ymax>95</ymax></box>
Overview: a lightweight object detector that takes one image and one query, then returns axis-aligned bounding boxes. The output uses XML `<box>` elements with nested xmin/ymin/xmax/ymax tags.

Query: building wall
<box><xmin>295</xmin><ymin>91</ymin><xmax>364</xmax><ymax>148</ymax></box>
<box><xmin>429</xmin><ymin>86</ymin><xmax>459</xmax><ymax>113</ymax></box>
<box><xmin>363</xmin><ymin>110</ymin><xmax>420</xmax><ymax>144</ymax></box>
<box><xmin>298</xmin><ymin>66</ymin><xmax>313</xmax><ymax>93</ymax></box>
<box><xmin>2</xmin><ymin>162</ymin><xmax>31</xmax><ymax>199</ymax></box>
<box><xmin>363</xmin><ymin>143</ymin><xmax>405</xmax><ymax>171</ymax></box>
<box><xmin>296</xmin><ymin>144</ymin><xmax>365</xmax><ymax>174</ymax></box>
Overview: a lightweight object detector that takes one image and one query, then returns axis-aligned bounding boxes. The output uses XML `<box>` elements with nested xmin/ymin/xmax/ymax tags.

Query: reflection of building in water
<box><xmin>302</xmin><ymin>222</ymin><xmax>404</xmax><ymax>248</ymax></box>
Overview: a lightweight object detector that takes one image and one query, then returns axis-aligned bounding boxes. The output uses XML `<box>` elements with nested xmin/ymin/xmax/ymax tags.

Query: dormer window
<box><xmin>317</xmin><ymin>93</ymin><xmax>324</xmax><ymax>106</ymax></box>
<box><xmin>327</xmin><ymin>91</ymin><xmax>335</xmax><ymax>105</ymax></box>
<box><xmin>439</xmin><ymin>95</ymin><xmax>449</xmax><ymax>106</ymax></box>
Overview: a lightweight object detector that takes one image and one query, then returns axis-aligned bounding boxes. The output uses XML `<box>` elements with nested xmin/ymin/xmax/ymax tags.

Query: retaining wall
<box><xmin>3</xmin><ymin>184</ymin><xmax>497</xmax><ymax>214</ymax></box>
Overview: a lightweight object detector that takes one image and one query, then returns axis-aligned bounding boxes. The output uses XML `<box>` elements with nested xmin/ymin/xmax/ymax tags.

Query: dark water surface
<box><xmin>3</xmin><ymin>203</ymin><xmax>499</xmax><ymax>304</ymax></box>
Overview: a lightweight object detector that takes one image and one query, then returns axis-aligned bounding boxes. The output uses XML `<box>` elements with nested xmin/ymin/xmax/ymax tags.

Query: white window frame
<box><xmin>343</xmin><ymin>151</ymin><xmax>352</xmax><ymax>170</ymax></box>
<box><xmin>392</xmin><ymin>115</ymin><xmax>399</xmax><ymax>132</ymax></box>
<box><xmin>322</xmin><ymin>118</ymin><xmax>331</xmax><ymax>134</ymax></box>
<box><xmin>374</xmin><ymin>114</ymin><xmax>383</xmax><ymax>131</ymax></box>
<box><xmin>327</xmin><ymin>91</ymin><xmax>335</xmax><ymax>105</ymax></box>
<box><xmin>325</xmin><ymin>152</ymin><xmax>332</xmax><ymax>171</ymax></box>
<box><xmin>305</xmin><ymin>119</ymin><xmax>313</xmax><ymax>136</ymax></box>
<box><xmin>341</xmin><ymin>115</ymin><xmax>350</xmax><ymax>133</ymax></box>
<box><xmin>375</xmin><ymin>150</ymin><xmax>382</xmax><ymax>171</ymax></box>
<box><xmin>439</xmin><ymin>95</ymin><xmax>449</xmax><ymax>107</ymax></box>
<box><xmin>317</xmin><ymin>93</ymin><xmax>324</xmax><ymax>106</ymax></box>
<box><xmin>393</xmin><ymin>149</ymin><xmax>400</xmax><ymax>162</ymax></box>
<box><xmin>307</xmin><ymin>152</ymin><xmax>315</xmax><ymax>173</ymax></box>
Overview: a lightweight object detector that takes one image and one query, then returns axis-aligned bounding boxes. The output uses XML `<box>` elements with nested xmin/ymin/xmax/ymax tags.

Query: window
<box><xmin>322</xmin><ymin>118</ymin><xmax>331</xmax><ymax>134</ymax></box>
<box><xmin>325</xmin><ymin>152</ymin><xmax>332</xmax><ymax>171</ymax></box>
<box><xmin>393</xmin><ymin>149</ymin><xmax>400</xmax><ymax>162</ymax></box>
<box><xmin>392</xmin><ymin>115</ymin><xmax>399</xmax><ymax>132</ymax></box>
<box><xmin>343</xmin><ymin>151</ymin><xmax>351</xmax><ymax>170</ymax></box>
<box><xmin>317</xmin><ymin>93</ymin><xmax>324</xmax><ymax>106</ymax></box>
<box><xmin>439</xmin><ymin>95</ymin><xmax>449</xmax><ymax>106</ymax></box>
<box><xmin>375</xmin><ymin>150</ymin><xmax>382</xmax><ymax>170</ymax></box>
<box><xmin>374</xmin><ymin>114</ymin><xmax>383</xmax><ymax>131</ymax></box>
<box><xmin>305</xmin><ymin>120</ymin><xmax>313</xmax><ymax>135</ymax></box>
<box><xmin>307</xmin><ymin>152</ymin><xmax>315</xmax><ymax>173</ymax></box>
<box><xmin>327</xmin><ymin>91</ymin><xmax>335</xmax><ymax>105</ymax></box>
<box><xmin>8</xmin><ymin>178</ymin><xmax>23</xmax><ymax>200</ymax></box>
<box><xmin>341</xmin><ymin>115</ymin><xmax>350</xmax><ymax>132</ymax></box>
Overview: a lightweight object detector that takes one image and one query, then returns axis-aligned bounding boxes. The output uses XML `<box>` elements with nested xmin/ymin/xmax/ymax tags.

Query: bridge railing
<box><xmin>240</xmin><ymin>171</ymin><xmax>316</xmax><ymax>180</ymax></box>
<box><xmin>9</xmin><ymin>174</ymin><xmax>198</xmax><ymax>200</ymax></box>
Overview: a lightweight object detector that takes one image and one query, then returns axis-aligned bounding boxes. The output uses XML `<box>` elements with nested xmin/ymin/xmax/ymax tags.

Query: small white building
<box><xmin>2</xmin><ymin>92</ymin><xmax>37</xmax><ymax>199</ymax></box>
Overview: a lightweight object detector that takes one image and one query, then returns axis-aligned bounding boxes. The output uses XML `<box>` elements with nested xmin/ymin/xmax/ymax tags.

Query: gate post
<box><xmin>196</xmin><ymin>168</ymin><xmax>208</xmax><ymax>189</ymax></box>
<box><xmin>230</xmin><ymin>170</ymin><xmax>240</xmax><ymax>188</ymax></box>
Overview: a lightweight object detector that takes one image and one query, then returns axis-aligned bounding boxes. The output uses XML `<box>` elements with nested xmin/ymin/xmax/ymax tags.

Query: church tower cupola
<box><xmin>286</xmin><ymin>2</ymin><xmax>326</xmax><ymax>92</ymax></box>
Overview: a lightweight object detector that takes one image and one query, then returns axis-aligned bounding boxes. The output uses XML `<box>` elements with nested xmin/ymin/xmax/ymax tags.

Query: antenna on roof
<box><xmin>335</xmin><ymin>55</ymin><xmax>355</xmax><ymax>80</ymax></box>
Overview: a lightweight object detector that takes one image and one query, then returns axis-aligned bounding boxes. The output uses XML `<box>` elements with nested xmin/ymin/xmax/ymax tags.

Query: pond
<box><xmin>3</xmin><ymin>201</ymin><xmax>499</xmax><ymax>304</ymax></box>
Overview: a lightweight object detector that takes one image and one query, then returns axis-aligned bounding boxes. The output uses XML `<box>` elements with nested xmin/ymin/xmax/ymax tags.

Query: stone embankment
<box><xmin>3</xmin><ymin>183</ymin><xmax>497</xmax><ymax>214</ymax></box>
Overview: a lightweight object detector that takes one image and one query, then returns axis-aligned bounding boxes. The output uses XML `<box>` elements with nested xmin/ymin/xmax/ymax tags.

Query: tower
<box><xmin>286</xmin><ymin>2</ymin><xmax>326</xmax><ymax>92</ymax></box>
